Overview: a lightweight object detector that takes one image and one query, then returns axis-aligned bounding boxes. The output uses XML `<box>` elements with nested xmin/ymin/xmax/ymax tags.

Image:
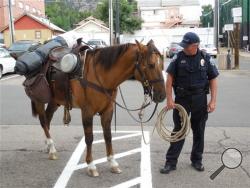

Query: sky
<box><xmin>199</xmin><ymin>0</ymin><xmax>215</xmax><ymax>7</ymax></box>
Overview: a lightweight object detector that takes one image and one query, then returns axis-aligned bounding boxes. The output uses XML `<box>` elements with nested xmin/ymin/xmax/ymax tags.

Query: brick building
<box><xmin>0</xmin><ymin>0</ymin><xmax>45</xmax><ymax>31</ymax></box>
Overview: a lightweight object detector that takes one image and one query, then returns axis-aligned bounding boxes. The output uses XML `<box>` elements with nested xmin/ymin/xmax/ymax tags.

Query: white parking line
<box><xmin>0</xmin><ymin>75</ymin><xmax>20</xmax><ymax>81</ymax></box>
<box><xmin>110</xmin><ymin>177</ymin><xmax>141</xmax><ymax>188</ymax></box>
<box><xmin>75</xmin><ymin>148</ymin><xmax>141</xmax><ymax>171</ymax></box>
<box><xmin>141</xmin><ymin>132</ymin><xmax>152</xmax><ymax>188</ymax></box>
<box><xmin>53</xmin><ymin>135</ymin><xmax>86</xmax><ymax>188</ymax></box>
<box><xmin>162</xmin><ymin>70</ymin><xmax>167</xmax><ymax>82</ymax></box>
<box><xmin>54</xmin><ymin>131</ymin><xmax>150</xmax><ymax>188</ymax></box>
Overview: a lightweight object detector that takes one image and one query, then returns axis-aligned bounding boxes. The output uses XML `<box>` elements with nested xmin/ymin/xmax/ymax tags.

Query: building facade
<box><xmin>136</xmin><ymin>0</ymin><xmax>201</xmax><ymax>29</ymax></box>
<box><xmin>73</xmin><ymin>16</ymin><xmax>110</xmax><ymax>44</ymax></box>
<box><xmin>0</xmin><ymin>0</ymin><xmax>45</xmax><ymax>31</ymax></box>
<box><xmin>1</xmin><ymin>13</ymin><xmax>64</xmax><ymax>47</ymax></box>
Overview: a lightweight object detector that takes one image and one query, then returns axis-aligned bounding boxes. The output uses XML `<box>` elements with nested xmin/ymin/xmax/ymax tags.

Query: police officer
<box><xmin>160</xmin><ymin>32</ymin><xmax>219</xmax><ymax>174</ymax></box>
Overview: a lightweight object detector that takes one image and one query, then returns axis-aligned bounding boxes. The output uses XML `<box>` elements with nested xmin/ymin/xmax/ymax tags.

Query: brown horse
<box><xmin>31</xmin><ymin>40</ymin><xmax>166</xmax><ymax>177</ymax></box>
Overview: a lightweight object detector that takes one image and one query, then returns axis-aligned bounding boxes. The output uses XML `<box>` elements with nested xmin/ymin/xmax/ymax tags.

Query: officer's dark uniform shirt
<box><xmin>166</xmin><ymin>49</ymin><xmax>219</xmax><ymax>91</ymax></box>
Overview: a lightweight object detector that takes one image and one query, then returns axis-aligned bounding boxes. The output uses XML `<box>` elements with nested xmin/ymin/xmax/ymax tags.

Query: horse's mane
<box><xmin>88</xmin><ymin>43</ymin><xmax>133</xmax><ymax>70</ymax></box>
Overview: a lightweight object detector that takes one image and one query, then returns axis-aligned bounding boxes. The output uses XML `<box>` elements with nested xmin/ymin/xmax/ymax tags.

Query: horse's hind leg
<box><xmin>44</xmin><ymin>102</ymin><xmax>59</xmax><ymax>159</ymax></box>
<box><xmin>101</xmin><ymin>108</ymin><xmax>122</xmax><ymax>174</ymax></box>
<box><xmin>35</xmin><ymin>101</ymin><xmax>58</xmax><ymax>160</ymax></box>
<box><xmin>81</xmin><ymin>112</ymin><xmax>99</xmax><ymax>177</ymax></box>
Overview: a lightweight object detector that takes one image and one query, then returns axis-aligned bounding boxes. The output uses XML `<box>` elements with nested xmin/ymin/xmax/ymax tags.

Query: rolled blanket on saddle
<box><xmin>14</xmin><ymin>36</ymin><xmax>68</xmax><ymax>76</ymax></box>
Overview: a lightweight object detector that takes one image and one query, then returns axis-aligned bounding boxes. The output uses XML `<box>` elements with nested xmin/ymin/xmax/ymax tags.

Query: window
<box><xmin>35</xmin><ymin>31</ymin><xmax>41</xmax><ymax>39</ymax></box>
<box><xmin>25</xmin><ymin>5</ymin><xmax>29</xmax><ymax>11</ymax></box>
<box><xmin>32</xmin><ymin>8</ymin><xmax>36</xmax><ymax>13</ymax></box>
<box><xmin>37</xmin><ymin>10</ymin><xmax>41</xmax><ymax>15</ymax></box>
<box><xmin>11</xmin><ymin>0</ymin><xmax>15</xmax><ymax>5</ymax></box>
<box><xmin>18</xmin><ymin>2</ymin><xmax>23</xmax><ymax>8</ymax></box>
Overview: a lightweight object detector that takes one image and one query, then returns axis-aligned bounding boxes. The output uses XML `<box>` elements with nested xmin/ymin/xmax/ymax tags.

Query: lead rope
<box><xmin>153</xmin><ymin>104</ymin><xmax>191</xmax><ymax>142</ymax></box>
<box><xmin>138</xmin><ymin>94</ymin><xmax>151</xmax><ymax>144</ymax></box>
<box><xmin>118</xmin><ymin>86</ymin><xmax>158</xmax><ymax>144</ymax></box>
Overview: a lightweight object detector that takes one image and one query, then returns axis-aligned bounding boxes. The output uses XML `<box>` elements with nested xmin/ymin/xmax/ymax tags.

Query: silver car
<box><xmin>0</xmin><ymin>47</ymin><xmax>16</xmax><ymax>79</ymax></box>
<box><xmin>87</xmin><ymin>39</ymin><xmax>108</xmax><ymax>49</ymax></box>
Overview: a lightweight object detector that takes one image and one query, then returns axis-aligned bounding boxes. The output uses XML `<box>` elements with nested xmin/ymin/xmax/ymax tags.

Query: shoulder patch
<box><xmin>170</xmin><ymin>54</ymin><xmax>178</xmax><ymax>64</ymax></box>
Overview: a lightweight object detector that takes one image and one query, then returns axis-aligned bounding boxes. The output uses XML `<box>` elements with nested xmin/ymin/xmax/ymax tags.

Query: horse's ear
<box><xmin>147</xmin><ymin>39</ymin><xmax>154</xmax><ymax>46</ymax></box>
<box><xmin>135</xmin><ymin>40</ymin><xmax>143</xmax><ymax>51</ymax></box>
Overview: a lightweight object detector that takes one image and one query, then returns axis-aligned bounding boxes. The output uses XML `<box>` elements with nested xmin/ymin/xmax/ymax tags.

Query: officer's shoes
<box><xmin>160</xmin><ymin>164</ymin><xmax>176</xmax><ymax>174</ymax></box>
<box><xmin>191</xmin><ymin>162</ymin><xmax>205</xmax><ymax>171</ymax></box>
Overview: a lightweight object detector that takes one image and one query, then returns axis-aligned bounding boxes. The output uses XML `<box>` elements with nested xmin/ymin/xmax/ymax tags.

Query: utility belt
<box><xmin>174</xmin><ymin>85</ymin><xmax>209</xmax><ymax>97</ymax></box>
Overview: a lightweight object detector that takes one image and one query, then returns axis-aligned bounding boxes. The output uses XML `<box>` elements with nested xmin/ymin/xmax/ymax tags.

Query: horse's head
<box><xmin>134</xmin><ymin>40</ymin><xmax>166</xmax><ymax>103</ymax></box>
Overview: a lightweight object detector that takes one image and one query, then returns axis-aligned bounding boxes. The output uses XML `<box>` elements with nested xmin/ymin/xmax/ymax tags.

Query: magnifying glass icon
<box><xmin>210</xmin><ymin>148</ymin><xmax>243</xmax><ymax>180</ymax></box>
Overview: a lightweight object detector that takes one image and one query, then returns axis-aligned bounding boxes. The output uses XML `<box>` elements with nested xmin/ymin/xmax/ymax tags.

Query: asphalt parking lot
<box><xmin>1</xmin><ymin>62</ymin><xmax>250</xmax><ymax>188</ymax></box>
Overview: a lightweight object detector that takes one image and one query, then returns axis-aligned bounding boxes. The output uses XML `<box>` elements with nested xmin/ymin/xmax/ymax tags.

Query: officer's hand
<box><xmin>166</xmin><ymin>99</ymin><xmax>176</xmax><ymax>110</ymax></box>
<box><xmin>207</xmin><ymin>100</ymin><xmax>216</xmax><ymax>113</ymax></box>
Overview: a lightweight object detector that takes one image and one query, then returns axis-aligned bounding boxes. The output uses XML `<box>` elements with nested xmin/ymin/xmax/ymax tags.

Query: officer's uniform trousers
<box><xmin>166</xmin><ymin>93</ymin><xmax>208</xmax><ymax>165</ymax></box>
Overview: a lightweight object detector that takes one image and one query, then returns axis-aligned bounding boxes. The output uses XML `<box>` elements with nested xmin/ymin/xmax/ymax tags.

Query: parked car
<box><xmin>8</xmin><ymin>40</ymin><xmax>41</xmax><ymax>58</ymax></box>
<box><xmin>0</xmin><ymin>47</ymin><xmax>16</xmax><ymax>79</ymax></box>
<box><xmin>87</xmin><ymin>39</ymin><xmax>108</xmax><ymax>48</ymax></box>
<box><xmin>0</xmin><ymin>43</ymin><xmax>6</xmax><ymax>48</ymax></box>
<box><xmin>167</xmin><ymin>42</ymin><xmax>183</xmax><ymax>58</ymax></box>
<box><xmin>200</xmin><ymin>44</ymin><xmax>218</xmax><ymax>58</ymax></box>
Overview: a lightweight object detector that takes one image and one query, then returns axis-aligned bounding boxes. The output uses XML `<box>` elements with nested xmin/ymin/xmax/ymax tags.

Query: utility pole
<box><xmin>234</xmin><ymin>22</ymin><xmax>240</xmax><ymax>69</ymax></box>
<box><xmin>115</xmin><ymin>0</ymin><xmax>120</xmax><ymax>45</ymax></box>
<box><xmin>8</xmin><ymin>0</ymin><xmax>15</xmax><ymax>44</ymax></box>
<box><xmin>247</xmin><ymin>0</ymin><xmax>250</xmax><ymax>51</ymax></box>
<box><xmin>232</xmin><ymin>6</ymin><xmax>242</xmax><ymax>69</ymax></box>
<box><xmin>109</xmin><ymin>0</ymin><xmax>113</xmax><ymax>45</ymax></box>
<box><xmin>214</xmin><ymin>0</ymin><xmax>219</xmax><ymax>49</ymax></box>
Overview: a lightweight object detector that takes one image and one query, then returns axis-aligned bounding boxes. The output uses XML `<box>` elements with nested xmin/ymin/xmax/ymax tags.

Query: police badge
<box><xmin>200</xmin><ymin>59</ymin><xmax>205</xmax><ymax>66</ymax></box>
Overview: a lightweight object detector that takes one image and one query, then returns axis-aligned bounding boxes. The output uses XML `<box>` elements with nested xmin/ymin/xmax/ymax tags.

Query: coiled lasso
<box><xmin>154</xmin><ymin>104</ymin><xmax>191</xmax><ymax>142</ymax></box>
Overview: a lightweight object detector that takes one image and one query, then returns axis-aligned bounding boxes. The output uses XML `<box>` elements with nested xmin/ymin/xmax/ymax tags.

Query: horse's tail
<box><xmin>31</xmin><ymin>101</ymin><xmax>38</xmax><ymax>117</ymax></box>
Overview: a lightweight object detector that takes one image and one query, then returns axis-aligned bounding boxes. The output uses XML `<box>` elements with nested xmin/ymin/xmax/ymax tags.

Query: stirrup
<box><xmin>63</xmin><ymin>107</ymin><xmax>71</xmax><ymax>126</ymax></box>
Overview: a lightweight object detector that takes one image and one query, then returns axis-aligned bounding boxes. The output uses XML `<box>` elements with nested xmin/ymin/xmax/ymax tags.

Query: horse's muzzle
<box><xmin>152</xmin><ymin>90</ymin><xmax>166</xmax><ymax>103</ymax></box>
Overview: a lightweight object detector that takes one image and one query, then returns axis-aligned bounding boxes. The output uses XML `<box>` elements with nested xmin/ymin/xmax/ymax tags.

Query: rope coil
<box><xmin>154</xmin><ymin>104</ymin><xmax>191</xmax><ymax>142</ymax></box>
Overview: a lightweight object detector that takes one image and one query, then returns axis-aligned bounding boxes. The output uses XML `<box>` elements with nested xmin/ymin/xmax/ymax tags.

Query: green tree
<box><xmin>45</xmin><ymin>2</ymin><xmax>91</xmax><ymax>31</ymax></box>
<box><xmin>94</xmin><ymin>0</ymin><xmax>142</xmax><ymax>34</ymax></box>
<box><xmin>200</xmin><ymin>4</ymin><xmax>214</xmax><ymax>27</ymax></box>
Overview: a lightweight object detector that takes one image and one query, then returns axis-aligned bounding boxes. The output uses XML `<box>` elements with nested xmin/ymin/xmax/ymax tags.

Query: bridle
<box><xmin>134</xmin><ymin>50</ymin><xmax>164</xmax><ymax>99</ymax></box>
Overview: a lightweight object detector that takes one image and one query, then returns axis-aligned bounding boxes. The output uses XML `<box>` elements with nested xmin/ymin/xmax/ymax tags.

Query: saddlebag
<box><xmin>23</xmin><ymin>62</ymin><xmax>51</xmax><ymax>103</ymax></box>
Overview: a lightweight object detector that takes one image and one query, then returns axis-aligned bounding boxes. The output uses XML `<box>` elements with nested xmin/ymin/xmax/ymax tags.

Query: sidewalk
<box><xmin>219</xmin><ymin>47</ymin><xmax>250</xmax><ymax>58</ymax></box>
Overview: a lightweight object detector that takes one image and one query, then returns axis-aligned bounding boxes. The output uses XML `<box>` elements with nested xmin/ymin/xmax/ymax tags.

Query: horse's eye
<box><xmin>148</xmin><ymin>64</ymin><xmax>155</xmax><ymax>69</ymax></box>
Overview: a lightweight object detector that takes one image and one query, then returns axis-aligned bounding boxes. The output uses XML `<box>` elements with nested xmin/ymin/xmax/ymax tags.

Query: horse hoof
<box><xmin>111</xmin><ymin>166</ymin><xmax>122</xmax><ymax>174</ymax></box>
<box><xmin>87</xmin><ymin>169</ymin><xmax>99</xmax><ymax>177</ymax></box>
<box><xmin>49</xmin><ymin>153</ymin><xmax>58</xmax><ymax>160</ymax></box>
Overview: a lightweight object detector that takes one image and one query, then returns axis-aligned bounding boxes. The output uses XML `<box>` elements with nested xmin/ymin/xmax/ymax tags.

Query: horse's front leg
<box><xmin>101</xmin><ymin>109</ymin><xmax>122</xmax><ymax>174</ymax></box>
<box><xmin>82</xmin><ymin>114</ymin><xmax>99</xmax><ymax>177</ymax></box>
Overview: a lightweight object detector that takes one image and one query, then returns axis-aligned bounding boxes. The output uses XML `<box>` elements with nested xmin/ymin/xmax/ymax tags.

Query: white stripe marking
<box><xmin>162</xmin><ymin>70</ymin><xmax>167</xmax><ymax>82</ymax></box>
<box><xmin>75</xmin><ymin>148</ymin><xmax>141</xmax><ymax>171</ymax></box>
<box><xmin>53</xmin><ymin>131</ymin><xmax>142</xmax><ymax>188</ymax></box>
<box><xmin>53</xmin><ymin>136</ymin><xmax>86</xmax><ymax>188</ymax></box>
<box><xmin>110</xmin><ymin>177</ymin><xmax>141</xmax><ymax>188</ymax></box>
<box><xmin>141</xmin><ymin>132</ymin><xmax>152</xmax><ymax>188</ymax></box>
<box><xmin>92</xmin><ymin>132</ymin><xmax>142</xmax><ymax>145</ymax></box>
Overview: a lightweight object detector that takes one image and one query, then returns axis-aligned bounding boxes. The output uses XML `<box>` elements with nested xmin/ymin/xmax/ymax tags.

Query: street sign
<box><xmin>243</xmin><ymin>36</ymin><xmax>248</xmax><ymax>41</ymax></box>
<box><xmin>225</xmin><ymin>24</ymin><xmax>234</xmax><ymax>31</ymax></box>
<box><xmin>232</xmin><ymin>7</ymin><xmax>242</xmax><ymax>17</ymax></box>
<box><xmin>233</xmin><ymin>16</ymin><xmax>242</xmax><ymax>23</ymax></box>
<box><xmin>232</xmin><ymin>7</ymin><xmax>242</xmax><ymax>23</ymax></box>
